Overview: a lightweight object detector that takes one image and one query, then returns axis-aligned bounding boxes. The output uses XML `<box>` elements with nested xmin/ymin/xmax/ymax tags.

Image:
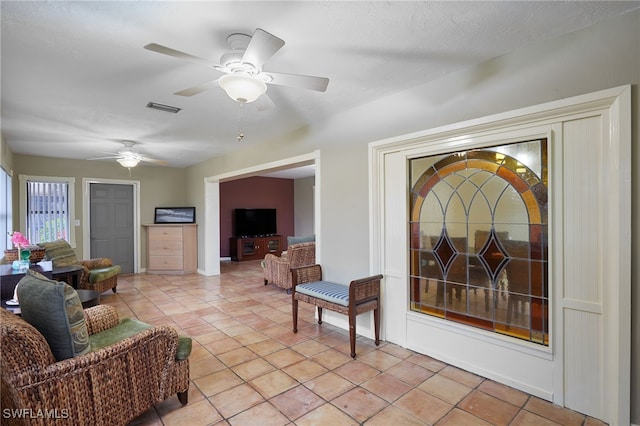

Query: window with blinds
<box><xmin>19</xmin><ymin>175</ymin><xmax>75</xmax><ymax>246</ymax></box>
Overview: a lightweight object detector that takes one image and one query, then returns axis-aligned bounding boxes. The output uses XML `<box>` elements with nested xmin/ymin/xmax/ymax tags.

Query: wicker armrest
<box><xmin>291</xmin><ymin>264</ymin><xmax>323</xmax><ymax>289</ymax></box>
<box><xmin>350</xmin><ymin>274</ymin><xmax>383</xmax><ymax>303</ymax></box>
<box><xmin>263</xmin><ymin>253</ymin><xmax>280</xmax><ymax>262</ymax></box>
<box><xmin>271</xmin><ymin>254</ymin><xmax>291</xmax><ymax>265</ymax></box>
<box><xmin>84</xmin><ymin>304</ymin><xmax>120</xmax><ymax>335</ymax></box>
<box><xmin>12</xmin><ymin>326</ymin><xmax>179</xmax><ymax>383</ymax></box>
<box><xmin>79</xmin><ymin>257</ymin><xmax>113</xmax><ymax>269</ymax></box>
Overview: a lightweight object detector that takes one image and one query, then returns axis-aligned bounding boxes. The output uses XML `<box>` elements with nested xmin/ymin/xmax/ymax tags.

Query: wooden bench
<box><xmin>291</xmin><ymin>264</ymin><xmax>383</xmax><ymax>358</ymax></box>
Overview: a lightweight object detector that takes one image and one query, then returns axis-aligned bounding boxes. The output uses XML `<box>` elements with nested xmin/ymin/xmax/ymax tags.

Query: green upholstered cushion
<box><xmin>287</xmin><ymin>234</ymin><xmax>315</xmax><ymax>246</ymax></box>
<box><xmin>38</xmin><ymin>239</ymin><xmax>79</xmax><ymax>267</ymax></box>
<box><xmin>176</xmin><ymin>335</ymin><xmax>193</xmax><ymax>360</ymax></box>
<box><xmin>88</xmin><ymin>265</ymin><xmax>121</xmax><ymax>283</ymax></box>
<box><xmin>17</xmin><ymin>270</ymin><xmax>91</xmax><ymax>361</ymax></box>
<box><xmin>89</xmin><ymin>318</ymin><xmax>192</xmax><ymax>360</ymax></box>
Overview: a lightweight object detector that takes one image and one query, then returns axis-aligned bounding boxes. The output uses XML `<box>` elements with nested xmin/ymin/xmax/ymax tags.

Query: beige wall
<box><xmin>294</xmin><ymin>176</ymin><xmax>315</xmax><ymax>237</ymax></box>
<box><xmin>11</xmin><ymin>154</ymin><xmax>188</xmax><ymax>267</ymax></box>
<box><xmin>184</xmin><ymin>10</ymin><xmax>639</xmax><ymax>421</ymax></box>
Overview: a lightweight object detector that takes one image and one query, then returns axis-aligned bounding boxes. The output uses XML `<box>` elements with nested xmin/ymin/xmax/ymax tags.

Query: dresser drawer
<box><xmin>148</xmin><ymin>255</ymin><xmax>183</xmax><ymax>271</ymax></box>
<box><xmin>148</xmin><ymin>239</ymin><xmax>183</xmax><ymax>256</ymax></box>
<box><xmin>148</xmin><ymin>226</ymin><xmax>183</xmax><ymax>241</ymax></box>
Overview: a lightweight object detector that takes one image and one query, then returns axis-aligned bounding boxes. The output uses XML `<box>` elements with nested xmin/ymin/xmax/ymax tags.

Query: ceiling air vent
<box><xmin>146</xmin><ymin>102</ymin><xmax>181</xmax><ymax>113</ymax></box>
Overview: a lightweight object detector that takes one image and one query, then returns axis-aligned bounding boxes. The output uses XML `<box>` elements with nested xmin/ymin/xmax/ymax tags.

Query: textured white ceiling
<box><xmin>2</xmin><ymin>1</ymin><xmax>638</xmax><ymax>168</ymax></box>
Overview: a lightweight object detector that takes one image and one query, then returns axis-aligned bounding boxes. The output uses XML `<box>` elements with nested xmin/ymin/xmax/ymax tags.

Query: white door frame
<box><xmin>82</xmin><ymin>178</ymin><xmax>141</xmax><ymax>273</ymax></box>
<box><xmin>202</xmin><ymin>151</ymin><xmax>320</xmax><ymax>276</ymax></box>
<box><xmin>369</xmin><ymin>86</ymin><xmax>631</xmax><ymax>424</ymax></box>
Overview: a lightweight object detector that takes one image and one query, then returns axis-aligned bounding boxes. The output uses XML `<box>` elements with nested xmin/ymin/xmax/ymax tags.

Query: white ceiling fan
<box><xmin>144</xmin><ymin>28</ymin><xmax>330</xmax><ymax>104</ymax></box>
<box><xmin>89</xmin><ymin>141</ymin><xmax>168</xmax><ymax>168</ymax></box>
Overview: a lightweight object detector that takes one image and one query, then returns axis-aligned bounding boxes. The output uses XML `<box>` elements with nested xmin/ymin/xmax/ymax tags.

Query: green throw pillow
<box><xmin>38</xmin><ymin>239</ymin><xmax>78</xmax><ymax>267</ymax></box>
<box><xmin>17</xmin><ymin>269</ymin><xmax>91</xmax><ymax>361</ymax></box>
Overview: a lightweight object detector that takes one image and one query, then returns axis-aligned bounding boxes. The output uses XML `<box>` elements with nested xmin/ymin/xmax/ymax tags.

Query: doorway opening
<box><xmin>203</xmin><ymin>151</ymin><xmax>320</xmax><ymax>276</ymax></box>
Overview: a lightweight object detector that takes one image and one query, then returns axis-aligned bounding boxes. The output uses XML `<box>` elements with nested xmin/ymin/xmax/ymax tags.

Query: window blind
<box><xmin>26</xmin><ymin>180</ymin><xmax>69</xmax><ymax>244</ymax></box>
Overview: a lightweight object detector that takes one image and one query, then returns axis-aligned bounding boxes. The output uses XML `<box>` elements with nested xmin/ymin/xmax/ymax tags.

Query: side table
<box><xmin>76</xmin><ymin>289</ymin><xmax>100</xmax><ymax>309</ymax></box>
<box><xmin>52</xmin><ymin>264</ymin><xmax>84</xmax><ymax>289</ymax></box>
<box><xmin>0</xmin><ymin>261</ymin><xmax>53</xmax><ymax>300</ymax></box>
<box><xmin>1</xmin><ymin>289</ymin><xmax>100</xmax><ymax>315</ymax></box>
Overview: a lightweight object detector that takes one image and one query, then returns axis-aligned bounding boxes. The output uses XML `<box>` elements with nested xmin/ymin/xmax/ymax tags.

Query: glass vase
<box><xmin>20</xmin><ymin>248</ymin><xmax>31</xmax><ymax>262</ymax></box>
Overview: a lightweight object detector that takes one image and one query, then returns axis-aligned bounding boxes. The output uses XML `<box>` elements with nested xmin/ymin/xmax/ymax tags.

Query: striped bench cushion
<box><xmin>296</xmin><ymin>281</ymin><xmax>349</xmax><ymax>306</ymax></box>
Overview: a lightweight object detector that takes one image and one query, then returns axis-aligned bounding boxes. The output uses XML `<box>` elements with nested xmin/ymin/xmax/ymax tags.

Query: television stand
<box><xmin>230</xmin><ymin>235</ymin><xmax>284</xmax><ymax>261</ymax></box>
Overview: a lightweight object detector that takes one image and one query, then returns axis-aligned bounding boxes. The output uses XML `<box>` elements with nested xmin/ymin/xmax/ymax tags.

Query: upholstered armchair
<box><xmin>39</xmin><ymin>239</ymin><xmax>120</xmax><ymax>293</ymax></box>
<box><xmin>263</xmin><ymin>241</ymin><xmax>316</xmax><ymax>292</ymax></box>
<box><xmin>1</xmin><ymin>302</ymin><xmax>190</xmax><ymax>425</ymax></box>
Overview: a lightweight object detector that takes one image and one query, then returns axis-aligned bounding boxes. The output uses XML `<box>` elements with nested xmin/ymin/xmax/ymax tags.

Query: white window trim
<box><xmin>1</xmin><ymin>166</ymin><xmax>13</xmax><ymax>250</ymax></box>
<box><xmin>19</xmin><ymin>174</ymin><xmax>76</xmax><ymax>248</ymax></box>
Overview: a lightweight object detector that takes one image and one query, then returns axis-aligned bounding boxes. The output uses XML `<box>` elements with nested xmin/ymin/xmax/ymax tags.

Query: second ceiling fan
<box><xmin>144</xmin><ymin>28</ymin><xmax>329</xmax><ymax>104</ymax></box>
<box><xmin>89</xmin><ymin>141</ymin><xmax>168</xmax><ymax>169</ymax></box>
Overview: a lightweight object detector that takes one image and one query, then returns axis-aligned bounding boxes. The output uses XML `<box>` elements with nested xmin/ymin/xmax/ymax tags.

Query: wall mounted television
<box><xmin>234</xmin><ymin>208</ymin><xmax>277</xmax><ymax>237</ymax></box>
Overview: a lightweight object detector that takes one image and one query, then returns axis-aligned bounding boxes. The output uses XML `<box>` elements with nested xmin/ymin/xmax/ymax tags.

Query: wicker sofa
<box><xmin>263</xmin><ymin>241</ymin><xmax>315</xmax><ymax>292</ymax></box>
<box><xmin>0</xmin><ymin>305</ymin><xmax>190</xmax><ymax>426</ymax></box>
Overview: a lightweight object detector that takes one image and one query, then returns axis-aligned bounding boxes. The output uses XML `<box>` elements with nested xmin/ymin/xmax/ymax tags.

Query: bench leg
<box><xmin>292</xmin><ymin>298</ymin><xmax>298</xmax><ymax>333</ymax></box>
<box><xmin>374</xmin><ymin>306</ymin><xmax>380</xmax><ymax>346</ymax></box>
<box><xmin>317</xmin><ymin>307</ymin><xmax>323</xmax><ymax>325</ymax></box>
<box><xmin>349</xmin><ymin>308</ymin><xmax>356</xmax><ymax>358</ymax></box>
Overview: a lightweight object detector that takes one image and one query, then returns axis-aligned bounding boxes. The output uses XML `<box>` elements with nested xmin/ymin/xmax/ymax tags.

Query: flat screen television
<box><xmin>234</xmin><ymin>208</ymin><xmax>277</xmax><ymax>237</ymax></box>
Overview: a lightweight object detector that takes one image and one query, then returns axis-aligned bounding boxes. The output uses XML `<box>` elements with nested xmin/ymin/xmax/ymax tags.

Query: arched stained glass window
<box><xmin>409</xmin><ymin>139</ymin><xmax>549</xmax><ymax>345</ymax></box>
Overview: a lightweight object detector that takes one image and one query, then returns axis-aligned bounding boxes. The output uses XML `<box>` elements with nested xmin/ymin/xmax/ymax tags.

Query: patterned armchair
<box><xmin>0</xmin><ymin>305</ymin><xmax>190</xmax><ymax>425</ymax></box>
<box><xmin>263</xmin><ymin>242</ymin><xmax>315</xmax><ymax>292</ymax></box>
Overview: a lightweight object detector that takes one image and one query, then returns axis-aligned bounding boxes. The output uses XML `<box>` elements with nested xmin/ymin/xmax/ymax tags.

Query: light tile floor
<box><xmin>96</xmin><ymin>260</ymin><xmax>606</xmax><ymax>425</ymax></box>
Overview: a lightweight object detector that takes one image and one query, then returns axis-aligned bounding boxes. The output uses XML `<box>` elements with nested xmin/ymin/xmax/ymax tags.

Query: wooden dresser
<box><xmin>144</xmin><ymin>224</ymin><xmax>197</xmax><ymax>274</ymax></box>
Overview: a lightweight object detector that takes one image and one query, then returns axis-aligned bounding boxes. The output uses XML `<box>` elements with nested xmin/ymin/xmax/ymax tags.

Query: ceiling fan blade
<box><xmin>144</xmin><ymin>43</ymin><xmax>219</xmax><ymax>69</ymax></box>
<box><xmin>140</xmin><ymin>156</ymin><xmax>169</xmax><ymax>166</ymax></box>
<box><xmin>265</xmin><ymin>72</ymin><xmax>329</xmax><ymax>92</ymax></box>
<box><xmin>174</xmin><ymin>79</ymin><xmax>220</xmax><ymax>97</ymax></box>
<box><xmin>87</xmin><ymin>155</ymin><xmax>119</xmax><ymax>160</ymax></box>
<box><xmin>242</xmin><ymin>28</ymin><xmax>285</xmax><ymax>68</ymax></box>
<box><xmin>254</xmin><ymin>93</ymin><xmax>276</xmax><ymax>112</ymax></box>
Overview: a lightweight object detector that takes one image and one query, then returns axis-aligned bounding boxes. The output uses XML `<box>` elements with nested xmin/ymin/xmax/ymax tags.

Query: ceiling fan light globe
<box><xmin>218</xmin><ymin>73</ymin><xmax>267</xmax><ymax>103</ymax></box>
<box><xmin>117</xmin><ymin>157</ymin><xmax>140</xmax><ymax>168</ymax></box>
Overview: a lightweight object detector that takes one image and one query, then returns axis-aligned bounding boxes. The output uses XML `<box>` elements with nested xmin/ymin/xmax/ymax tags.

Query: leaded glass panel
<box><xmin>409</xmin><ymin>139</ymin><xmax>549</xmax><ymax>345</ymax></box>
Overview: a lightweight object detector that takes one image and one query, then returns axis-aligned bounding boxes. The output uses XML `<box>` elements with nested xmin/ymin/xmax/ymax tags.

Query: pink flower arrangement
<box><xmin>10</xmin><ymin>231</ymin><xmax>30</xmax><ymax>250</ymax></box>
